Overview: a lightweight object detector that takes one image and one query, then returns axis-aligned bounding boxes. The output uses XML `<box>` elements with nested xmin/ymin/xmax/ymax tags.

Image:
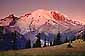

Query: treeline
<box><xmin>0</xmin><ymin>26</ymin><xmax>85</xmax><ymax>50</ymax></box>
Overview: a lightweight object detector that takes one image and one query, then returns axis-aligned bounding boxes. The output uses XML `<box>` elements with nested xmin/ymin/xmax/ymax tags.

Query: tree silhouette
<box><xmin>11</xmin><ymin>30</ymin><xmax>17</xmax><ymax>50</ymax></box>
<box><xmin>11</xmin><ymin>30</ymin><xmax>26</xmax><ymax>50</ymax></box>
<box><xmin>64</xmin><ymin>37</ymin><xmax>68</xmax><ymax>43</ymax></box>
<box><xmin>57</xmin><ymin>32</ymin><xmax>61</xmax><ymax>40</ymax></box>
<box><xmin>82</xmin><ymin>30</ymin><xmax>85</xmax><ymax>41</ymax></box>
<box><xmin>53</xmin><ymin>35</ymin><xmax>57</xmax><ymax>45</ymax></box>
<box><xmin>0</xmin><ymin>26</ymin><xmax>3</xmax><ymax>35</ymax></box>
<box><xmin>35</xmin><ymin>33</ymin><xmax>41</xmax><ymax>48</ymax></box>
<box><xmin>53</xmin><ymin>38</ymin><xmax>56</xmax><ymax>46</ymax></box>
<box><xmin>0</xmin><ymin>26</ymin><xmax>4</xmax><ymax>49</ymax></box>
<box><xmin>53</xmin><ymin>32</ymin><xmax>62</xmax><ymax>45</ymax></box>
<box><xmin>25</xmin><ymin>39</ymin><xmax>31</xmax><ymax>48</ymax></box>
<box><xmin>43</xmin><ymin>38</ymin><xmax>46</xmax><ymax>47</ymax></box>
<box><xmin>50</xmin><ymin>42</ymin><xmax>52</xmax><ymax>46</ymax></box>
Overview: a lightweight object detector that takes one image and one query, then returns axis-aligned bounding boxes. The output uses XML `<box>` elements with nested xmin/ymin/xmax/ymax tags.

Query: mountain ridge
<box><xmin>0</xmin><ymin>9</ymin><xmax>83</xmax><ymax>35</ymax></box>
<box><xmin>0</xmin><ymin>9</ymin><xmax>85</xmax><ymax>49</ymax></box>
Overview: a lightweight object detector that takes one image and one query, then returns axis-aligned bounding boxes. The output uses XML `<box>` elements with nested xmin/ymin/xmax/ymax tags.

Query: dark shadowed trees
<box><xmin>64</xmin><ymin>37</ymin><xmax>68</xmax><ymax>43</ymax></box>
<box><xmin>25</xmin><ymin>40</ymin><xmax>31</xmax><ymax>48</ymax></box>
<box><xmin>0</xmin><ymin>26</ymin><xmax>4</xmax><ymax>50</ymax></box>
<box><xmin>82</xmin><ymin>30</ymin><xmax>85</xmax><ymax>41</ymax></box>
<box><xmin>50</xmin><ymin>42</ymin><xmax>52</xmax><ymax>46</ymax></box>
<box><xmin>11</xmin><ymin>30</ymin><xmax>17</xmax><ymax>50</ymax></box>
<box><xmin>43</xmin><ymin>38</ymin><xmax>46</xmax><ymax>47</ymax></box>
<box><xmin>53</xmin><ymin>32</ymin><xmax>62</xmax><ymax>45</ymax></box>
<box><xmin>35</xmin><ymin>33</ymin><xmax>41</xmax><ymax>48</ymax></box>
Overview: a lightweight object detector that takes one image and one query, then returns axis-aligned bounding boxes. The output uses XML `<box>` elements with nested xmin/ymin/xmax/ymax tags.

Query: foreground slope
<box><xmin>0</xmin><ymin>39</ymin><xmax>85</xmax><ymax>56</ymax></box>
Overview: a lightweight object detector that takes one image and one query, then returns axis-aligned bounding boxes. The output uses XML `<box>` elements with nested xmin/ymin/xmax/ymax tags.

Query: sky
<box><xmin>0</xmin><ymin>0</ymin><xmax>85</xmax><ymax>24</ymax></box>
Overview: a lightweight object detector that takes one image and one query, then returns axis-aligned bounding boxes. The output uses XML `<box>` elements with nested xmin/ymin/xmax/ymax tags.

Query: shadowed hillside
<box><xmin>0</xmin><ymin>39</ymin><xmax>85</xmax><ymax>56</ymax></box>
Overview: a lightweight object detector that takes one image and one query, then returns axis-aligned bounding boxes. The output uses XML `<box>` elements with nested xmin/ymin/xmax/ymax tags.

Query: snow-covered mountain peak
<box><xmin>0</xmin><ymin>9</ymin><xmax>83</xmax><ymax>35</ymax></box>
<box><xmin>15</xmin><ymin>9</ymin><xmax>82</xmax><ymax>34</ymax></box>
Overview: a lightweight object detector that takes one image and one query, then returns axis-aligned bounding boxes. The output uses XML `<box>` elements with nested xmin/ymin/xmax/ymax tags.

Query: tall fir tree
<box><xmin>0</xmin><ymin>26</ymin><xmax>4</xmax><ymax>49</ymax></box>
<box><xmin>54</xmin><ymin>32</ymin><xmax>62</xmax><ymax>45</ymax></box>
<box><xmin>50</xmin><ymin>42</ymin><xmax>52</xmax><ymax>46</ymax></box>
<box><xmin>64</xmin><ymin>37</ymin><xmax>68</xmax><ymax>43</ymax></box>
<box><xmin>43</xmin><ymin>38</ymin><xmax>46</xmax><ymax>47</ymax></box>
<box><xmin>35</xmin><ymin>33</ymin><xmax>41</xmax><ymax>48</ymax></box>
<box><xmin>25</xmin><ymin>39</ymin><xmax>31</xmax><ymax>48</ymax></box>
<box><xmin>11</xmin><ymin>30</ymin><xmax>17</xmax><ymax>50</ymax></box>
<box><xmin>0</xmin><ymin>26</ymin><xmax>3</xmax><ymax>36</ymax></box>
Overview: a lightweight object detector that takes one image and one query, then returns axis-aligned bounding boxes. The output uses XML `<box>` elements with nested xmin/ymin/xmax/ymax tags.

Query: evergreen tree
<box><xmin>35</xmin><ymin>33</ymin><xmax>41</xmax><ymax>48</ymax></box>
<box><xmin>57</xmin><ymin>32</ymin><xmax>61</xmax><ymax>40</ymax></box>
<box><xmin>64</xmin><ymin>37</ymin><xmax>68</xmax><ymax>43</ymax></box>
<box><xmin>25</xmin><ymin>39</ymin><xmax>31</xmax><ymax>48</ymax></box>
<box><xmin>11</xmin><ymin>30</ymin><xmax>17</xmax><ymax>50</ymax></box>
<box><xmin>33</xmin><ymin>43</ymin><xmax>36</xmax><ymax>48</ymax></box>
<box><xmin>82</xmin><ymin>30</ymin><xmax>85</xmax><ymax>41</ymax></box>
<box><xmin>43</xmin><ymin>38</ymin><xmax>46</xmax><ymax>47</ymax></box>
<box><xmin>0</xmin><ymin>26</ymin><xmax>3</xmax><ymax>36</ymax></box>
<box><xmin>50</xmin><ymin>42</ymin><xmax>52</xmax><ymax>46</ymax></box>
<box><xmin>0</xmin><ymin>26</ymin><xmax>4</xmax><ymax>49</ymax></box>
<box><xmin>53</xmin><ymin>38</ymin><xmax>56</xmax><ymax>46</ymax></box>
<box><xmin>54</xmin><ymin>32</ymin><xmax>62</xmax><ymax>45</ymax></box>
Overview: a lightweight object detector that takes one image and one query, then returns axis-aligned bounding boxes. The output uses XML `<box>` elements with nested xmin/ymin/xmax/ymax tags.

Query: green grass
<box><xmin>0</xmin><ymin>39</ymin><xmax>85</xmax><ymax>56</ymax></box>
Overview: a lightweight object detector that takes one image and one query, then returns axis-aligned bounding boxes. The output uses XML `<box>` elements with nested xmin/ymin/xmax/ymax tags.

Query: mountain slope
<box><xmin>15</xmin><ymin>9</ymin><xmax>82</xmax><ymax>35</ymax></box>
<box><xmin>0</xmin><ymin>9</ymin><xmax>84</xmax><ymax>49</ymax></box>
